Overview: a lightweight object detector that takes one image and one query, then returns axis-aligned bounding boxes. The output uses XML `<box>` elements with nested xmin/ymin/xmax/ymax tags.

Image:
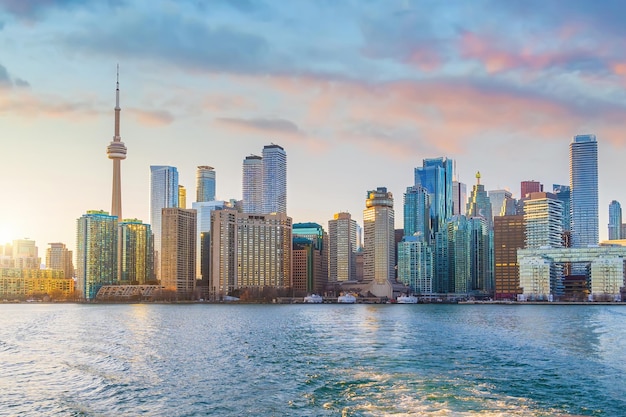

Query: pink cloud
<box><xmin>127</xmin><ymin>108</ymin><xmax>174</xmax><ymax>126</ymax></box>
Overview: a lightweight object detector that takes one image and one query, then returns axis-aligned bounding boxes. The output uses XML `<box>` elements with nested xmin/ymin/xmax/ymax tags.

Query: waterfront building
<box><xmin>570</xmin><ymin>134</ymin><xmax>599</xmax><ymax>247</ymax></box>
<box><xmin>520</xmin><ymin>181</ymin><xmax>542</xmax><ymax>198</ymax></box>
<box><xmin>161</xmin><ymin>208</ymin><xmax>196</xmax><ymax>298</ymax></box>
<box><xmin>363</xmin><ymin>187</ymin><xmax>395</xmax><ymax>298</ymax></box>
<box><xmin>76</xmin><ymin>210</ymin><xmax>118</xmax><ymax>300</ymax></box>
<box><xmin>0</xmin><ymin>268</ymin><xmax>74</xmax><ymax>299</ymax></box>
<box><xmin>397</xmin><ymin>236</ymin><xmax>433</xmax><ymax>295</ymax></box>
<box><xmin>118</xmin><ymin>219</ymin><xmax>154</xmax><ymax>285</ymax></box>
<box><xmin>518</xmin><ymin>246</ymin><xmax>626</xmax><ymax>301</ymax></box>
<box><xmin>553</xmin><ymin>184</ymin><xmax>571</xmax><ymax>232</ymax></box>
<box><xmin>452</xmin><ymin>180</ymin><xmax>467</xmax><ymax>216</ymax></box>
<box><xmin>211</xmin><ymin>210</ymin><xmax>292</xmax><ymax>297</ymax></box>
<box><xmin>242</xmin><ymin>155</ymin><xmax>263</xmax><ymax>214</ymax></box>
<box><xmin>293</xmin><ymin>223</ymin><xmax>328</xmax><ymax>296</ymax></box>
<box><xmin>466</xmin><ymin>172</ymin><xmax>493</xmax><ymax>229</ymax></box>
<box><xmin>178</xmin><ymin>185</ymin><xmax>187</xmax><ymax>209</ymax></box>
<box><xmin>414</xmin><ymin>157</ymin><xmax>454</xmax><ymax>235</ymax></box>
<box><xmin>524</xmin><ymin>192</ymin><xmax>563</xmax><ymax>249</ymax></box>
<box><xmin>150</xmin><ymin>165</ymin><xmax>179</xmax><ymax>278</ymax></box>
<box><xmin>328</xmin><ymin>212</ymin><xmax>357</xmax><ymax>282</ymax></box>
<box><xmin>488</xmin><ymin>189</ymin><xmax>512</xmax><ymax>218</ymax></box>
<box><xmin>493</xmin><ymin>215</ymin><xmax>524</xmax><ymax>300</ymax></box>
<box><xmin>196</xmin><ymin>166</ymin><xmax>216</xmax><ymax>202</ymax></box>
<box><xmin>262</xmin><ymin>144</ymin><xmax>287</xmax><ymax>214</ymax></box>
<box><xmin>107</xmin><ymin>66</ymin><xmax>127</xmax><ymax>221</ymax></box>
<box><xmin>468</xmin><ymin>216</ymin><xmax>493</xmax><ymax>295</ymax></box>
<box><xmin>446</xmin><ymin>215</ymin><xmax>471</xmax><ymax>294</ymax></box>
<box><xmin>11</xmin><ymin>239</ymin><xmax>40</xmax><ymax>269</ymax></box>
<box><xmin>608</xmin><ymin>200</ymin><xmax>622</xmax><ymax>240</ymax></box>
<box><xmin>191</xmin><ymin>200</ymin><xmax>226</xmax><ymax>280</ymax></box>
<box><xmin>45</xmin><ymin>242</ymin><xmax>74</xmax><ymax>278</ymax></box>
<box><xmin>403</xmin><ymin>185</ymin><xmax>430</xmax><ymax>239</ymax></box>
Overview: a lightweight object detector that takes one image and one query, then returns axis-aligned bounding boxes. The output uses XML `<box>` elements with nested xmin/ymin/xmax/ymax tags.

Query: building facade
<box><xmin>196</xmin><ymin>165</ymin><xmax>216</xmax><ymax>202</ymax></box>
<box><xmin>397</xmin><ymin>236</ymin><xmax>433</xmax><ymax>295</ymax></box>
<box><xmin>328</xmin><ymin>212</ymin><xmax>357</xmax><ymax>282</ymax></box>
<box><xmin>150</xmin><ymin>165</ymin><xmax>179</xmax><ymax>278</ymax></box>
<box><xmin>46</xmin><ymin>242</ymin><xmax>74</xmax><ymax>279</ymax></box>
<box><xmin>363</xmin><ymin>187</ymin><xmax>395</xmax><ymax>298</ymax></box>
<box><xmin>404</xmin><ymin>185</ymin><xmax>430</xmax><ymax>240</ymax></box>
<box><xmin>524</xmin><ymin>192</ymin><xmax>563</xmax><ymax>249</ymax></box>
<box><xmin>262</xmin><ymin>144</ymin><xmax>287</xmax><ymax>214</ymax></box>
<box><xmin>415</xmin><ymin>157</ymin><xmax>454</xmax><ymax>235</ymax></box>
<box><xmin>242</xmin><ymin>155</ymin><xmax>263</xmax><ymax>214</ymax></box>
<box><xmin>570</xmin><ymin>134</ymin><xmax>599</xmax><ymax>247</ymax></box>
<box><xmin>118</xmin><ymin>219</ymin><xmax>154</xmax><ymax>285</ymax></box>
<box><xmin>608</xmin><ymin>200</ymin><xmax>622</xmax><ymax>240</ymax></box>
<box><xmin>493</xmin><ymin>215</ymin><xmax>524</xmax><ymax>300</ymax></box>
<box><xmin>293</xmin><ymin>223</ymin><xmax>328</xmax><ymax>295</ymax></box>
<box><xmin>161</xmin><ymin>208</ymin><xmax>196</xmax><ymax>298</ymax></box>
<box><xmin>76</xmin><ymin>210</ymin><xmax>118</xmax><ymax>300</ymax></box>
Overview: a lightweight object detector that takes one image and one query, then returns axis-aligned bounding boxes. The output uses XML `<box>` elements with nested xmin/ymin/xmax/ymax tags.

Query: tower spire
<box><xmin>107</xmin><ymin>65</ymin><xmax>127</xmax><ymax>221</ymax></box>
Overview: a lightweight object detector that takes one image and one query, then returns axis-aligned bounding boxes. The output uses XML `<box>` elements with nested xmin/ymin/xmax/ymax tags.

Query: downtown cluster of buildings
<box><xmin>3</xmin><ymin>78</ymin><xmax>626</xmax><ymax>303</ymax></box>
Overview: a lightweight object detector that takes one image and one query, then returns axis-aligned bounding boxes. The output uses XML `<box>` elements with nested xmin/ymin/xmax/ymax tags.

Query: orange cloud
<box><xmin>127</xmin><ymin>108</ymin><xmax>174</xmax><ymax>126</ymax></box>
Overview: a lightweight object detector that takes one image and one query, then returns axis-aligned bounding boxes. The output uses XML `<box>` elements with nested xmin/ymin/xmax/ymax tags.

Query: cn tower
<box><xmin>107</xmin><ymin>65</ymin><xmax>127</xmax><ymax>221</ymax></box>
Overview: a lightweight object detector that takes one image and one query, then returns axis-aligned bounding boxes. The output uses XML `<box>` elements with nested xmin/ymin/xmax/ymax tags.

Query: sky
<box><xmin>2</xmin><ymin>0</ymin><xmax>626</xmax><ymax>256</ymax></box>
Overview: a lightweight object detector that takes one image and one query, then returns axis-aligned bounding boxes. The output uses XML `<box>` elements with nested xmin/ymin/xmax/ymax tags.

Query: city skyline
<box><xmin>3</xmin><ymin>1</ymin><xmax>626</xmax><ymax>253</ymax></box>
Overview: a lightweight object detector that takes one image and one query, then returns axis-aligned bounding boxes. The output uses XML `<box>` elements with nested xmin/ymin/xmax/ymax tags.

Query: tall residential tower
<box><xmin>570</xmin><ymin>134</ymin><xmax>599</xmax><ymax>247</ymax></box>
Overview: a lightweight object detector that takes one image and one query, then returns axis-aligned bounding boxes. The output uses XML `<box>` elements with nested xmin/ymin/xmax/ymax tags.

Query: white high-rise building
<box><xmin>524</xmin><ymin>192</ymin><xmax>563</xmax><ymax>249</ymax></box>
<box><xmin>242</xmin><ymin>155</ymin><xmax>263</xmax><ymax>214</ymax></box>
<box><xmin>570</xmin><ymin>134</ymin><xmax>599</xmax><ymax>247</ymax></box>
<box><xmin>262</xmin><ymin>144</ymin><xmax>287</xmax><ymax>214</ymax></box>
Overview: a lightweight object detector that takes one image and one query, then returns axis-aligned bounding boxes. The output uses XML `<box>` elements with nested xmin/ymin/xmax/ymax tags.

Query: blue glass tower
<box><xmin>552</xmin><ymin>184</ymin><xmax>571</xmax><ymax>233</ymax></box>
<box><xmin>569</xmin><ymin>134</ymin><xmax>598</xmax><ymax>247</ymax></box>
<box><xmin>403</xmin><ymin>185</ymin><xmax>430</xmax><ymax>239</ymax></box>
<box><xmin>608</xmin><ymin>200</ymin><xmax>622</xmax><ymax>240</ymax></box>
<box><xmin>414</xmin><ymin>157</ymin><xmax>454</xmax><ymax>236</ymax></box>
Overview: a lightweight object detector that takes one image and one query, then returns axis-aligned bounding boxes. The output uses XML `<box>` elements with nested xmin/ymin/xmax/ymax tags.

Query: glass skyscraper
<box><xmin>569</xmin><ymin>134</ymin><xmax>599</xmax><ymax>247</ymax></box>
<box><xmin>118</xmin><ymin>219</ymin><xmax>154</xmax><ymax>285</ymax></box>
<box><xmin>552</xmin><ymin>184</ymin><xmax>571</xmax><ymax>233</ymax></box>
<box><xmin>196</xmin><ymin>166</ymin><xmax>216</xmax><ymax>203</ymax></box>
<box><xmin>403</xmin><ymin>185</ymin><xmax>430</xmax><ymax>239</ymax></box>
<box><xmin>150</xmin><ymin>165</ymin><xmax>179</xmax><ymax>279</ymax></box>
<box><xmin>242</xmin><ymin>155</ymin><xmax>263</xmax><ymax>214</ymax></box>
<box><xmin>608</xmin><ymin>200</ymin><xmax>622</xmax><ymax>240</ymax></box>
<box><xmin>414</xmin><ymin>157</ymin><xmax>454</xmax><ymax>235</ymax></box>
<box><xmin>76</xmin><ymin>210</ymin><xmax>118</xmax><ymax>300</ymax></box>
<box><xmin>262</xmin><ymin>144</ymin><xmax>287</xmax><ymax>214</ymax></box>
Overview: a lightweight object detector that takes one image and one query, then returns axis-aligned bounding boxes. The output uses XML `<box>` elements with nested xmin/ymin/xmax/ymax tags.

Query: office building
<box><xmin>150</xmin><ymin>165</ymin><xmax>179</xmax><ymax>278</ymax></box>
<box><xmin>493</xmin><ymin>215</ymin><xmax>524</xmax><ymax>300</ymax></box>
<box><xmin>397</xmin><ymin>236</ymin><xmax>433</xmax><ymax>295</ymax></box>
<box><xmin>415</xmin><ymin>157</ymin><xmax>454</xmax><ymax>234</ymax></box>
<box><xmin>466</xmin><ymin>172</ymin><xmax>493</xmax><ymax>229</ymax></box>
<box><xmin>76</xmin><ymin>210</ymin><xmax>118</xmax><ymax>300</ymax></box>
<box><xmin>293</xmin><ymin>223</ymin><xmax>328</xmax><ymax>296</ymax></box>
<box><xmin>11</xmin><ymin>239</ymin><xmax>40</xmax><ymax>269</ymax></box>
<box><xmin>196</xmin><ymin>165</ymin><xmax>216</xmax><ymax>202</ymax></box>
<box><xmin>553</xmin><ymin>184</ymin><xmax>571</xmax><ymax>234</ymax></box>
<box><xmin>242</xmin><ymin>155</ymin><xmax>263</xmax><ymax>213</ymax></box>
<box><xmin>570</xmin><ymin>134</ymin><xmax>599</xmax><ymax>247</ymax></box>
<box><xmin>608</xmin><ymin>200</ymin><xmax>622</xmax><ymax>240</ymax></box>
<box><xmin>211</xmin><ymin>210</ymin><xmax>292</xmax><ymax>297</ymax></box>
<box><xmin>520</xmin><ymin>181</ymin><xmax>542</xmax><ymax>199</ymax></box>
<box><xmin>45</xmin><ymin>242</ymin><xmax>74</xmax><ymax>278</ymax></box>
<box><xmin>118</xmin><ymin>219</ymin><xmax>154</xmax><ymax>285</ymax></box>
<box><xmin>328</xmin><ymin>212</ymin><xmax>357</xmax><ymax>282</ymax></box>
<box><xmin>488</xmin><ymin>189</ymin><xmax>512</xmax><ymax>218</ymax></box>
<box><xmin>161</xmin><ymin>208</ymin><xmax>196</xmax><ymax>298</ymax></box>
<box><xmin>452</xmin><ymin>180</ymin><xmax>467</xmax><ymax>216</ymax></box>
<box><xmin>107</xmin><ymin>66</ymin><xmax>127</xmax><ymax>221</ymax></box>
<box><xmin>178</xmin><ymin>185</ymin><xmax>187</xmax><ymax>209</ymax></box>
<box><xmin>363</xmin><ymin>187</ymin><xmax>395</xmax><ymax>298</ymax></box>
<box><xmin>262</xmin><ymin>144</ymin><xmax>287</xmax><ymax>214</ymax></box>
<box><xmin>403</xmin><ymin>185</ymin><xmax>430</xmax><ymax>239</ymax></box>
<box><xmin>192</xmin><ymin>200</ymin><xmax>226</xmax><ymax>280</ymax></box>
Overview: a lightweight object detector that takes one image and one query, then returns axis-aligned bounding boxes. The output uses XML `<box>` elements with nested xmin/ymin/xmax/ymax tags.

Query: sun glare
<box><xmin>0</xmin><ymin>225</ymin><xmax>14</xmax><ymax>245</ymax></box>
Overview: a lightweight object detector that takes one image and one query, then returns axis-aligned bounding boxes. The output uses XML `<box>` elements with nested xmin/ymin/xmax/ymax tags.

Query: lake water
<box><xmin>0</xmin><ymin>303</ymin><xmax>624</xmax><ymax>416</ymax></box>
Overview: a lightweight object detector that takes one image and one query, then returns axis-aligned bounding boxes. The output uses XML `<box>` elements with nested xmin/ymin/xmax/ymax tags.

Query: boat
<box><xmin>337</xmin><ymin>293</ymin><xmax>357</xmax><ymax>304</ymax></box>
<box><xmin>396</xmin><ymin>294</ymin><xmax>418</xmax><ymax>304</ymax></box>
<box><xmin>303</xmin><ymin>294</ymin><xmax>323</xmax><ymax>303</ymax></box>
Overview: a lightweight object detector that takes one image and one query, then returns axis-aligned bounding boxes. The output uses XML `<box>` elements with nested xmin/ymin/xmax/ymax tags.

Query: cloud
<box><xmin>127</xmin><ymin>108</ymin><xmax>175</xmax><ymax>126</ymax></box>
<box><xmin>0</xmin><ymin>63</ymin><xmax>30</xmax><ymax>88</ymax></box>
<box><xmin>0</xmin><ymin>0</ymin><xmax>123</xmax><ymax>20</ymax></box>
<box><xmin>217</xmin><ymin>117</ymin><xmax>303</xmax><ymax>135</ymax></box>
<box><xmin>0</xmin><ymin>90</ymin><xmax>99</xmax><ymax>118</ymax></box>
<box><xmin>0</xmin><ymin>64</ymin><xmax>9</xmax><ymax>85</ymax></box>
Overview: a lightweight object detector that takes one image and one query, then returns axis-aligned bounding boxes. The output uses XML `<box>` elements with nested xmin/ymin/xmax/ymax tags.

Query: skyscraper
<box><xmin>178</xmin><ymin>185</ymin><xmax>187</xmax><ymax>209</ymax></box>
<box><xmin>570</xmin><ymin>134</ymin><xmax>599</xmax><ymax>247</ymax></box>
<box><xmin>46</xmin><ymin>242</ymin><xmax>74</xmax><ymax>279</ymax></box>
<box><xmin>262</xmin><ymin>144</ymin><xmax>287</xmax><ymax>214</ymax></box>
<box><xmin>118</xmin><ymin>219</ymin><xmax>154</xmax><ymax>285</ymax></box>
<box><xmin>466</xmin><ymin>172</ymin><xmax>493</xmax><ymax>229</ymax></box>
<box><xmin>191</xmin><ymin>200</ymin><xmax>226</xmax><ymax>280</ymax></box>
<box><xmin>397</xmin><ymin>236</ymin><xmax>433</xmax><ymax>295</ymax></box>
<box><xmin>520</xmin><ymin>181</ymin><xmax>542</xmax><ymax>199</ymax></box>
<box><xmin>150</xmin><ymin>165</ymin><xmax>179</xmax><ymax>278</ymax></box>
<box><xmin>328</xmin><ymin>212</ymin><xmax>357</xmax><ymax>282</ymax></box>
<box><xmin>196</xmin><ymin>166</ymin><xmax>216</xmax><ymax>202</ymax></box>
<box><xmin>452</xmin><ymin>180</ymin><xmax>467</xmax><ymax>216</ymax></box>
<box><xmin>107</xmin><ymin>66</ymin><xmax>127</xmax><ymax>221</ymax></box>
<box><xmin>488</xmin><ymin>189</ymin><xmax>512</xmax><ymax>218</ymax></box>
<box><xmin>403</xmin><ymin>185</ymin><xmax>430</xmax><ymax>239</ymax></box>
<box><xmin>493</xmin><ymin>215</ymin><xmax>524</xmax><ymax>300</ymax></box>
<box><xmin>11</xmin><ymin>239</ymin><xmax>40</xmax><ymax>269</ymax></box>
<box><xmin>161</xmin><ymin>208</ymin><xmax>196</xmax><ymax>298</ymax></box>
<box><xmin>415</xmin><ymin>157</ymin><xmax>454</xmax><ymax>235</ymax></box>
<box><xmin>524</xmin><ymin>192</ymin><xmax>563</xmax><ymax>249</ymax></box>
<box><xmin>242</xmin><ymin>155</ymin><xmax>263</xmax><ymax>214</ymax></box>
<box><xmin>292</xmin><ymin>223</ymin><xmax>328</xmax><ymax>296</ymax></box>
<box><xmin>608</xmin><ymin>200</ymin><xmax>622</xmax><ymax>240</ymax></box>
<box><xmin>363</xmin><ymin>187</ymin><xmax>395</xmax><ymax>298</ymax></box>
<box><xmin>552</xmin><ymin>184</ymin><xmax>571</xmax><ymax>233</ymax></box>
<box><xmin>76</xmin><ymin>210</ymin><xmax>118</xmax><ymax>300</ymax></box>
